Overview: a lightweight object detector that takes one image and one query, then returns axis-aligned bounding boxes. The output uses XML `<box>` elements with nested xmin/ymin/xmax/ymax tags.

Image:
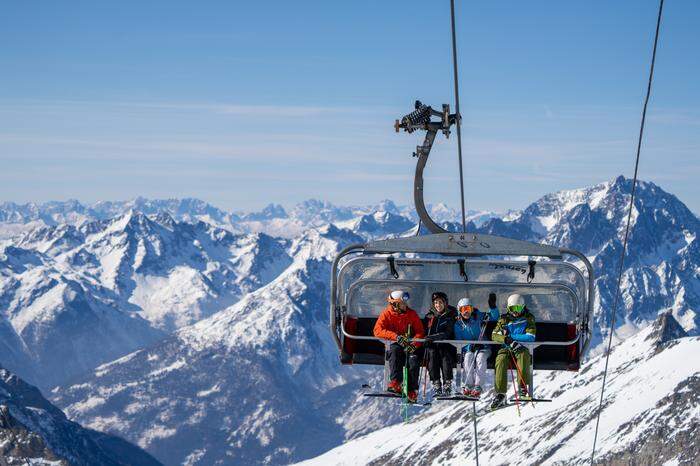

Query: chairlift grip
<box><xmin>387</xmin><ymin>256</ymin><xmax>399</xmax><ymax>279</ymax></box>
<box><xmin>527</xmin><ymin>260</ymin><xmax>536</xmax><ymax>283</ymax></box>
<box><xmin>457</xmin><ymin>258</ymin><xmax>468</xmax><ymax>282</ymax></box>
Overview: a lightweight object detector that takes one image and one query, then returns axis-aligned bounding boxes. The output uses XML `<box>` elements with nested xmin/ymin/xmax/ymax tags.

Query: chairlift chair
<box><xmin>329</xmin><ymin>102</ymin><xmax>595</xmax><ymax>397</ymax></box>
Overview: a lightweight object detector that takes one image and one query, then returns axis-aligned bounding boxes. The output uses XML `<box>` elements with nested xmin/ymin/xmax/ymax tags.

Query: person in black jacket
<box><xmin>423</xmin><ymin>291</ymin><xmax>457</xmax><ymax>396</ymax></box>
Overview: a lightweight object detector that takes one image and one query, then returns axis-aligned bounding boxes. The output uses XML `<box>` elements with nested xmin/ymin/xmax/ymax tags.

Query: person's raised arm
<box><xmin>486</xmin><ymin>292</ymin><xmax>500</xmax><ymax>321</ymax></box>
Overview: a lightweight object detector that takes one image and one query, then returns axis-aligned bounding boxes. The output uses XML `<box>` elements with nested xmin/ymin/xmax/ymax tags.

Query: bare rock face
<box><xmin>0</xmin><ymin>367</ymin><xmax>161</xmax><ymax>466</ymax></box>
<box><xmin>0</xmin><ymin>404</ymin><xmax>69</xmax><ymax>466</ymax></box>
<box><xmin>646</xmin><ymin>310</ymin><xmax>689</xmax><ymax>351</ymax></box>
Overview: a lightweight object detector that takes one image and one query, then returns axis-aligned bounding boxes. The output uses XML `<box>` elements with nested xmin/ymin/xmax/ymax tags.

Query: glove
<box><xmin>510</xmin><ymin>341</ymin><xmax>524</xmax><ymax>352</ymax></box>
<box><xmin>405</xmin><ymin>343</ymin><xmax>417</xmax><ymax>354</ymax></box>
<box><xmin>488</xmin><ymin>293</ymin><xmax>497</xmax><ymax>309</ymax></box>
<box><xmin>397</xmin><ymin>335</ymin><xmax>410</xmax><ymax>347</ymax></box>
<box><xmin>424</xmin><ymin>334</ymin><xmax>440</xmax><ymax>343</ymax></box>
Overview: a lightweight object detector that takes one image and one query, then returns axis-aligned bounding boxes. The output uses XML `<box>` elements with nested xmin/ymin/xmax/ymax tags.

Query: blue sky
<box><xmin>1</xmin><ymin>0</ymin><xmax>698</xmax><ymax>214</ymax></box>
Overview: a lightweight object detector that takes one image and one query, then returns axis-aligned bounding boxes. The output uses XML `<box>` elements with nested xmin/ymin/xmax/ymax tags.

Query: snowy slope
<box><xmin>299</xmin><ymin>313</ymin><xmax>699</xmax><ymax>466</ymax></box>
<box><xmin>0</xmin><ymin>366</ymin><xmax>161</xmax><ymax>466</ymax></box>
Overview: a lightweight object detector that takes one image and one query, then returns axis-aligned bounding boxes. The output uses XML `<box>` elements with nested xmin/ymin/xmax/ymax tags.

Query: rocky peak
<box><xmin>646</xmin><ymin>311</ymin><xmax>689</xmax><ymax>350</ymax></box>
<box><xmin>0</xmin><ymin>366</ymin><xmax>161</xmax><ymax>465</ymax></box>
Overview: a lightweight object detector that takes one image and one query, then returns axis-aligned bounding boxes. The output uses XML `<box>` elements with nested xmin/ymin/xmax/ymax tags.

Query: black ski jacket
<box><xmin>423</xmin><ymin>306</ymin><xmax>457</xmax><ymax>341</ymax></box>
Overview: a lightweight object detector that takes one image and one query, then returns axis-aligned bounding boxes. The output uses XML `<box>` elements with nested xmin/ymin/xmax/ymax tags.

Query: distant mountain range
<box><xmin>0</xmin><ymin>176</ymin><xmax>698</xmax><ymax>465</ymax></box>
<box><xmin>0</xmin><ymin>198</ymin><xmax>498</xmax><ymax>240</ymax></box>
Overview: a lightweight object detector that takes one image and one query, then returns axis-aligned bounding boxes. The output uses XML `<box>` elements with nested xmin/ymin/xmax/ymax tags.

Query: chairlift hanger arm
<box><xmin>396</xmin><ymin>100</ymin><xmax>458</xmax><ymax>234</ymax></box>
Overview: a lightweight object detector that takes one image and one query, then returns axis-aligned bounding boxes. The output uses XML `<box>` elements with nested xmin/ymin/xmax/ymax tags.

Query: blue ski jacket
<box><xmin>453</xmin><ymin>307</ymin><xmax>499</xmax><ymax>352</ymax></box>
<box><xmin>492</xmin><ymin>311</ymin><xmax>537</xmax><ymax>347</ymax></box>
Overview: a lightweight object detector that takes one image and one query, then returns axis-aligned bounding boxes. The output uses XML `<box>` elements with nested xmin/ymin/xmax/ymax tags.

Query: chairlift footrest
<box><xmin>436</xmin><ymin>395</ymin><xmax>480</xmax><ymax>402</ymax></box>
<box><xmin>363</xmin><ymin>392</ymin><xmax>402</xmax><ymax>399</ymax></box>
<box><xmin>509</xmin><ymin>396</ymin><xmax>551</xmax><ymax>403</ymax></box>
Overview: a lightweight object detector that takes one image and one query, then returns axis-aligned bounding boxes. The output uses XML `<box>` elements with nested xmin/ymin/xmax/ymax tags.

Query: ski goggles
<box><xmin>459</xmin><ymin>305</ymin><xmax>474</xmax><ymax>316</ymax></box>
<box><xmin>508</xmin><ymin>304</ymin><xmax>525</xmax><ymax>314</ymax></box>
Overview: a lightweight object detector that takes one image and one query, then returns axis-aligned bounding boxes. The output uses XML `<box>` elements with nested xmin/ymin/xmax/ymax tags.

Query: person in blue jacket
<box><xmin>490</xmin><ymin>293</ymin><xmax>537</xmax><ymax>409</ymax></box>
<box><xmin>454</xmin><ymin>293</ymin><xmax>500</xmax><ymax>398</ymax></box>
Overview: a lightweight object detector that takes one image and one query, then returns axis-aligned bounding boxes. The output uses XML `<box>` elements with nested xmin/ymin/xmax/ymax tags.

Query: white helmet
<box><xmin>389</xmin><ymin>290</ymin><xmax>409</xmax><ymax>303</ymax></box>
<box><xmin>457</xmin><ymin>298</ymin><xmax>471</xmax><ymax>308</ymax></box>
<box><xmin>507</xmin><ymin>293</ymin><xmax>526</xmax><ymax>313</ymax></box>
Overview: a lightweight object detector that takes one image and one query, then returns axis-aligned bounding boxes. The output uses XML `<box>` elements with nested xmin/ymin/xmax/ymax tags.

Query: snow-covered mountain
<box><xmin>0</xmin><ymin>242</ymin><xmax>164</xmax><ymax>389</ymax></box>
<box><xmin>51</xmin><ymin>225</ymin><xmax>394</xmax><ymax>465</ymax></box>
<box><xmin>299</xmin><ymin>312</ymin><xmax>699</xmax><ymax>466</ymax></box>
<box><xmin>16</xmin><ymin>211</ymin><xmax>292</xmax><ymax>331</ymax></box>
<box><xmin>0</xmin><ymin>366</ymin><xmax>161</xmax><ymax>465</ymax></box>
<box><xmin>0</xmin><ymin>198</ymin><xmax>237</xmax><ymax>237</ymax></box>
<box><xmin>0</xmin><ymin>212</ymin><xmax>292</xmax><ymax>388</ymax></box>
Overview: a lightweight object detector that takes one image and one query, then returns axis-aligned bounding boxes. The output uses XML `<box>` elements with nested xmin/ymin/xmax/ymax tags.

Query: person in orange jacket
<box><xmin>373</xmin><ymin>290</ymin><xmax>425</xmax><ymax>403</ymax></box>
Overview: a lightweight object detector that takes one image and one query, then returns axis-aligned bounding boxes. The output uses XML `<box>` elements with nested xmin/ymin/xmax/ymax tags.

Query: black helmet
<box><xmin>431</xmin><ymin>291</ymin><xmax>448</xmax><ymax>305</ymax></box>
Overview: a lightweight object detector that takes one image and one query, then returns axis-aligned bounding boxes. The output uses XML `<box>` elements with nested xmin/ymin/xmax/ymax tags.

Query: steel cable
<box><xmin>450</xmin><ymin>0</ymin><xmax>467</xmax><ymax>233</ymax></box>
<box><xmin>590</xmin><ymin>0</ymin><xmax>665</xmax><ymax>463</ymax></box>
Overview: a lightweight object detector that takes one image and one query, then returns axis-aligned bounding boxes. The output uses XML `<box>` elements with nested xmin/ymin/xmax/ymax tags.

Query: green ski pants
<box><xmin>494</xmin><ymin>347</ymin><xmax>531</xmax><ymax>394</ymax></box>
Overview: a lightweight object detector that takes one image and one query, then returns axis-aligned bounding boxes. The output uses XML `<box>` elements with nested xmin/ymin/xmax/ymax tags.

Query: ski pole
<box><xmin>507</xmin><ymin>347</ymin><xmax>534</xmax><ymax>407</ymax></box>
<box><xmin>401</xmin><ymin>324</ymin><xmax>412</xmax><ymax>421</ymax></box>
<box><xmin>421</xmin><ymin>348</ymin><xmax>429</xmax><ymax>399</ymax></box>
<box><xmin>509</xmin><ymin>365</ymin><xmax>521</xmax><ymax>417</ymax></box>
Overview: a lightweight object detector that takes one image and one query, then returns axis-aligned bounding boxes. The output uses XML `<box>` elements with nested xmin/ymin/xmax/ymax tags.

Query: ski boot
<box><xmin>470</xmin><ymin>385</ymin><xmax>483</xmax><ymax>398</ymax></box>
<box><xmin>387</xmin><ymin>379</ymin><xmax>402</xmax><ymax>394</ymax></box>
<box><xmin>442</xmin><ymin>380</ymin><xmax>453</xmax><ymax>396</ymax></box>
<box><xmin>432</xmin><ymin>380</ymin><xmax>442</xmax><ymax>397</ymax></box>
<box><xmin>490</xmin><ymin>393</ymin><xmax>507</xmax><ymax>410</ymax></box>
<box><xmin>518</xmin><ymin>387</ymin><xmax>529</xmax><ymax>399</ymax></box>
<box><xmin>407</xmin><ymin>390</ymin><xmax>418</xmax><ymax>403</ymax></box>
<box><xmin>462</xmin><ymin>385</ymin><xmax>473</xmax><ymax>397</ymax></box>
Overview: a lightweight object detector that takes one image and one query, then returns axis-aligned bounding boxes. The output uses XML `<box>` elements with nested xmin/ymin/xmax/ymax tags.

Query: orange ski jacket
<box><xmin>373</xmin><ymin>305</ymin><xmax>425</xmax><ymax>346</ymax></box>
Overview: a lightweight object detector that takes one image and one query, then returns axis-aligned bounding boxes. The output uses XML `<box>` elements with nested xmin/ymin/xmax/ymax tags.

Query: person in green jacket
<box><xmin>490</xmin><ymin>293</ymin><xmax>536</xmax><ymax>409</ymax></box>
